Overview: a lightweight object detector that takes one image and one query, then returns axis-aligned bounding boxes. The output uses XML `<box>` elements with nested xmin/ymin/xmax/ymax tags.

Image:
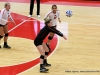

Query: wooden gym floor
<box><xmin>0</xmin><ymin>1</ymin><xmax>100</xmax><ymax>75</ymax></box>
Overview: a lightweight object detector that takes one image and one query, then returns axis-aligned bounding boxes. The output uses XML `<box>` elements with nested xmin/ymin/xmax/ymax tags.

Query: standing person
<box><xmin>44</xmin><ymin>4</ymin><xmax>61</xmax><ymax>52</ymax></box>
<box><xmin>34</xmin><ymin>19</ymin><xmax>67</xmax><ymax>72</ymax></box>
<box><xmin>28</xmin><ymin>0</ymin><xmax>40</xmax><ymax>18</ymax></box>
<box><xmin>0</xmin><ymin>2</ymin><xmax>16</xmax><ymax>49</ymax></box>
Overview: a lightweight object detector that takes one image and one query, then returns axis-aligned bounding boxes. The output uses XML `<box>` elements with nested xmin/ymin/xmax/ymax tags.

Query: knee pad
<box><xmin>45</xmin><ymin>52</ymin><xmax>49</xmax><ymax>56</ymax></box>
<box><xmin>5</xmin><ymin>33</ymin><xmax>9</xmax><ymax>37</ymax></box>
<box><xmin>0</xmin><ymin>35</ymin><xmax>3</xmax><ymax>38</ymax></box>
<box><xmin>48</xmin><ymin>36</ymin><xmax>53</xmax><ymax>40</ymax></box>
<box><xmin>40</xmin><ymin>55</ymin><xmax>44</xmax><ymax>59</ymax></box>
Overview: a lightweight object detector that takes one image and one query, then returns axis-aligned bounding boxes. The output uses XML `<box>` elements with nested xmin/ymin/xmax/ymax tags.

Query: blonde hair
<box><xmin>4</xmin><ymin>2</ymin><xmax>10</xmax><ymax>8</ymax></box>
<box><xmin>45</xmin><ymin>19</ymin><xmax>52</xmax><ymax>25</ymax></box>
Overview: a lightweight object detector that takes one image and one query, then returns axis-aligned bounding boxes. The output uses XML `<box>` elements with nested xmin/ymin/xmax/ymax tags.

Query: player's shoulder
<box><xmin>1</xmin><ymin>8</ymin><xmax>6</xmax><ymax>12</ymax></box>
<box><xmin>48</xmin><ymin>11</ymin><xmax>52</xmax><ymax>14</ymax></box>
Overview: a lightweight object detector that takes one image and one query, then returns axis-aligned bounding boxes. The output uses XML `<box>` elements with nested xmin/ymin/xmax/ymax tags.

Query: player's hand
<box><xmin>63</xmin><ymin>35</ymin><xmax>67</xmax><ymax>40</ymax></box>
<box><xmin>12</xmin><ymin>21</ymin><xmax>16</xmax><ymax>25</ymax></box>
<box><xmin>7</xmin><ymin>21</ymin><xmax>11</xmax><ymax>24</ymax></box>
<box><xmin>59</xmin><ymin>19</ymin><xmax>61</xmax><ymax>23</ymax></box>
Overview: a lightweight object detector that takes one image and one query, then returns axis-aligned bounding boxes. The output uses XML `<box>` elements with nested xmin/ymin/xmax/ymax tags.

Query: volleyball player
<box><xmin>0</xmin><ymin>2</ymin><xmax>16</xmax><ymax>49</ymax></box>
<box><xmin>34</xmin><ymin>19</ymin><xmax>67</xmax><ymax>72</ymax></box>
<box><xmin>44</xmin><ymin>4</ymin><xmax>61</xmax><ymax>52</ymax></box>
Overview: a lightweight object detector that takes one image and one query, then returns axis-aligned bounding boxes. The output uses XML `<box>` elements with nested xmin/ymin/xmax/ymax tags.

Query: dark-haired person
<box><xmin>28</xmin><ymin>0</ymin><xmax>40</xmax><ymax>18</ymax></box>
<box><xmin>44</xmin><ymin>4</ymin><xmax>61</xmax><ymax>52</ymax></box>
<box><xmin>0</xmin><ymin>2</ymin><xmax>16</xmax><ymax>49</ymax></box>
<box><xmin>34</xmin><ymin>19</ymin><xmax>67</xmax><ymax>72</ymax></box>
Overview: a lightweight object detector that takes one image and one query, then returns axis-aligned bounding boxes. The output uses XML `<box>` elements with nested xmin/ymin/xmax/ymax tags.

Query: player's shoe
<box><xmin>46</xmin><ymin>43</ymin><xmax>51</xmax><ymax>52</ymax></box>
<box><xmin>43</xmin><ymin>59</ymin><xmax>51</xmax><ymax>67</ymax></box>
<box><xmin>0</xmin><ymin>45</ymin><xmax>1</xmax><ymax>48</ymax></box>
<box><xmin>3</xmin><ymin>45</ymin><xmax>11</xmax><ymax>49</ymax></box>
<box><xmin>40</xmin><ymin>66</ymin><xmax>49</xmax><ymax>72</ymax></box>
<box><xmin>43</xmin><ymin>63</ymin><xmax>51</xmax><ymax>67</ymax></box>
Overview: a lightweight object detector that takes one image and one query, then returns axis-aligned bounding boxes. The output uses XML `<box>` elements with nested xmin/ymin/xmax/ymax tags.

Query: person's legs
<box><xmin>42</xmin><ymin>42</ymin><xmax>51</xmax><ymax>66</ymax></box>
<box><xmin>3</xmin><ymin>25</ymin><xmax>11</xmax><ymax>49</ymax></box>
<box><xmin>36</xmin><ymin>0</ymin><xmax>40</xmax><ymax>17</ymax></box>
<box><xmin>0</xmin><ymin>26</ymin><xmax>4</xmax><ymax>48</ymax></box>
<box><xmin>36</xmin><ymin>45</ymin><xmax>49</xmax><ymax>72</ymax></box>
<box><xmin>46</xmin><ymin>26</ymin><xmax>57</xmax><ymax>52</ymax></box>
<box><xmin>46</xmin><ymin>32</ymin><xmax>55</xmax><ymax>52</ymax></box>
<box><xmin>29</xmin><ymin>0</ymin><xmax>35</xmax><ymax>16</ymax></box>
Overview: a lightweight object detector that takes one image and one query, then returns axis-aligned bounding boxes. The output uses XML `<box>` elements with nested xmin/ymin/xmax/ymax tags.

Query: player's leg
<box><xmin>34</xmin><ymin>40</ymin><xmax>49</xmax><ymax>72</ymax></box>
<box><xmin>36</xmin><ymin>45</ymin><xmax>49</xmax><ymax>72</ymax></box>
<box><xmin>0</xmin><ymin>25</ymin><xmax>4</xmax><ymax>48</ymax></box>
<box><xmin>42</xmin><ymin>42</ymin><xmax>51</xmax><ymax>66</ymax></box>
<box><xmin>46</xmin><ymin>32</ymin><xmax>54</xmax><ymax>52</ymax></box>
<box><xmin>46</xmin><ymin>26</ymin><xmax>57</xmax><ymax>52</ymax></box>
<box><xmin>3</xmin><ymin>25</ymin><xmax>11</xmax><ymax>49</ymax></box>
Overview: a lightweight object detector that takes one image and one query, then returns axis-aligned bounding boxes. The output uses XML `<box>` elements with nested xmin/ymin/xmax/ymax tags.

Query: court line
<box><xmin>70</xmin><ymin>22</ymin><xmax>100</xmax><ymax>26</ymax></box>
<box><xmin>13</xmin><ymin>12</ymin><xmax>100</xmax><ymax>27</ymax></box>
<box><xmin>0</xmin><ymin>16</ymin><xmax>60</xmax><ymax>75</ymax></box>
<box><xmin>0</xmin><ymin>20</ymin><xmax>26</xmax><ymax>45</ymax></box>
<box><xmin>17</xmin><ymin>35</ymin><xmax>60</xmax><ymax>75</ymax></box>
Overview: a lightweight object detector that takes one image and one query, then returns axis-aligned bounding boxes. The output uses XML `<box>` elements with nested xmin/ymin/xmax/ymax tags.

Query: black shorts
<box><xmin>0</xmin><ymin>24</ymin><xmax>4</xmax><ymax>27</ymax></box>
<box><xmin>0</xmin><ymin>24</ymin><xmax>7</xmax><ymax>27</ymax></box>
<box><xmin>34</xmin><ymin>39</ymin><xmax>43</xmax><ymax>46</ymax></box>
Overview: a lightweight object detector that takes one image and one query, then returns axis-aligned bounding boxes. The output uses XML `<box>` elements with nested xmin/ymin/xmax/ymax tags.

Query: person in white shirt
<box><xmin>0</xmin><ymin>2</ymin><xmax>16</xmax><ymax>49</ymax></box>
<box><xmin>44</xmin><ymin>4</ymin><xmax>61</xmax><ymax>52</ymax></box>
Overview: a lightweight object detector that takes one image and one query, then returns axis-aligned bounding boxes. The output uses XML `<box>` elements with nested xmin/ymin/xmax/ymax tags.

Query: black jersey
<box><xmin>35</xmin><ymin>25</ymin><xmax>63</xmax><ymax>41</ymax></box>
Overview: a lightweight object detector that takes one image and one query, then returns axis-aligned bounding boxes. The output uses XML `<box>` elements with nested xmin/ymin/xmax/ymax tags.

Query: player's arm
<box><xmin>49</xmin><ymin>27</ymin><xmax>67</xmax><ymax>40</ymax></box>
<box><xmin>9</xmin><ymin>12</ymin><xmax>16</xmax><ymax>25</ymax></box>
<box><xmin>44</xmin><ymin>11</ymin><xmax>51</xmax><ymax>21</ymax></box>
<box><xmin>58</xmin><ymin>11</ymin><xmax>61</xmax><ymax>23</ymax></box>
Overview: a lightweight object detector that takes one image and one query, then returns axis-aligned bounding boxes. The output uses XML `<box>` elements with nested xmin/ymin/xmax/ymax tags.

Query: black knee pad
<box><xmin>48</xmin><ymin>36</ymin><xmax>53</xmax><ymax>40</ymax></box>
<box><xmin>40</xmin><ymin>55</ymin><xmax>44</xmax><ymax>59</ymax></box>
<box><xmin>5</xmin><ymin>33</ymin><xmax>9</xmax><ymax>37</ymax></box>
<box><xmin>45</xmin><ymin>52</ymin><xmax>49</xmax><ymax>55</ymax></box>
<box><xmin>0</xmin><ymin>35</ymin><xmax>3</xmax><ymax>38</ymax></box>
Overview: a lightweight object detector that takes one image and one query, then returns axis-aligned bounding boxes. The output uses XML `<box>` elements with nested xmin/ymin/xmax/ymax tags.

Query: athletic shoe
<box><xmin>40</xmin><ymin>67</ymin><xmax>49</xmax><ymax>72</ymax></box>
<box><xmin>3</xmin><ymin>45</ymin><xmax>11</xmax><ymax>49</ymax></box>
<box><xmin>43</xmin><ymin>63</ymin><xmax>51</xmax><ymax>67</ymax></box>
<box><xmin>28</xmin><ymin>15</ymin><xmax>32</xmax><ymax>17</ymax></box>
<box><xmin>43</xmin><ymin>59</ymin><xmax>51</xmax><ymax>67</ymax></box>
<box><xmin>37</xmin><ymin>15</ymin><xmax>40</xmax><ymax>18</ymax></box>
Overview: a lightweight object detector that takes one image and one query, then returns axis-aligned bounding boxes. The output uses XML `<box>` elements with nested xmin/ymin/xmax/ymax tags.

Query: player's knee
<box><xmin>40</xmin><ymin>55</ymin><xmax>44</xmax><ymax>59</ymax></box>
<box><xmin>45</xmin><ymin>52</ymin><xmax>49</xmax><ymax>56</ymax></box>
<box><xmin>48</xmin><ymin>36</ymin><xmax>53</xmax><ymax>40</ymax></box>
<box><xmin>5</xmin><ymin>33</ymin><xmax>9</xmax><ymax>37</ymax></box>
<box><xmin>0</xmin><ymin>35</ymin><xmax>3</xmax><ymax>39</ymax></box>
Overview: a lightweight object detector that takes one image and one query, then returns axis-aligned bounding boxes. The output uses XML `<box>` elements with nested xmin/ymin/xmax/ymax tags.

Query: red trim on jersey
<box><xmin>47</xmin><ymin>11</ymin><xmax>52</xmax><ymax>17</ymax></box>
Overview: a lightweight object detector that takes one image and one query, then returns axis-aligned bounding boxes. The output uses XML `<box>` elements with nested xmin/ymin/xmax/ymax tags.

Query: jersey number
<box><xmin>54</xmin><ymin>16</ymin><xmax>57</xmax><ymax>19</ymax></box>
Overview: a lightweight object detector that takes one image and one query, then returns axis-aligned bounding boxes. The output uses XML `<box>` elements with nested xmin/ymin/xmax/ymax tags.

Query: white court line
<box><xmin>70</xmin><ymin>22</ymin><xmax>100</xmax><ymax>26</ymax></box>
<box><xmin>4</xmin><ymin>12</ymin><xmax>65</xmax><ymax>74</ymax></box>
<box><xmin>0</xmin><ymin>20</ymin><xmax>26</xmax><ymax>45</ymax></box>
<box><xmin>17</xmin><ymin>35</ymin><xmax>60</xmax><ymax>75</ymax></box>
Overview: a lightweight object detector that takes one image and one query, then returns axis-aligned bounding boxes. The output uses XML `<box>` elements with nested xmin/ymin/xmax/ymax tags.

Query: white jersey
<box><xmin>44</xmin><ymin>10</ymin><xmax>60</xmax><ymax>26</ymax></box>
<box><xmin>0</xmin><ymin>8</ymin><xmax>14</xmax><ymax>25</ymax></box>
